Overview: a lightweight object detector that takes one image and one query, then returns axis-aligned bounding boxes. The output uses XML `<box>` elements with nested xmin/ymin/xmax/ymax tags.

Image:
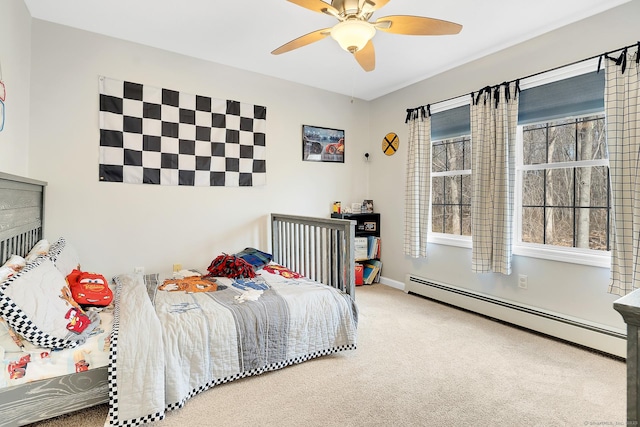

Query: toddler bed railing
<box><xmin>271</xmin><ymin>213</ymin><xmax>356</xmax><ymax>298</ymax></box>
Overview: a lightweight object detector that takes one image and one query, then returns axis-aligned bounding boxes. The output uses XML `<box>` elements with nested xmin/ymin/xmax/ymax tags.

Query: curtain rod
<box><xmin>406</xmin><ymin>40</ymin><xmax>639</xmax><ymax>115</ymax></box>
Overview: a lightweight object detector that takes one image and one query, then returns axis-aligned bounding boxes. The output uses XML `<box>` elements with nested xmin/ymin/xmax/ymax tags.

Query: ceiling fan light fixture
<box><xmin>330</xmin><ymin>20</ymin><xmax>375</xmax><ymax>53</ymax></box>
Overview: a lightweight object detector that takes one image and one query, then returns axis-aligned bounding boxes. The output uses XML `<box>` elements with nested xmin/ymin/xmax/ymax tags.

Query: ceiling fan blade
<box><xmin>354</xmin><ymin>40</ymin><xmax>375</xmax><ymax>72</ymax></box>
<box><xmin>375</xmin><ymin>15</ymin><xmax>462</xmax><ymax>35</ymax></box>
<box><xmin>287</xmin><ymin>0</ymin><xmax>340</xmax><ymax>17</ymax></box>
<box><xmin>271</xmin><ymin>28</ymin><xmax>331</xmax><ymax>55</ymax></box>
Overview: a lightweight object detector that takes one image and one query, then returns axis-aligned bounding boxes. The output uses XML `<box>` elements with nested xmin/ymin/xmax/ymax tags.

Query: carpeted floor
<box><xmin>32</xmin><ymin>284</ymin><xmax>626</xmax><ymax>427</ymax></box>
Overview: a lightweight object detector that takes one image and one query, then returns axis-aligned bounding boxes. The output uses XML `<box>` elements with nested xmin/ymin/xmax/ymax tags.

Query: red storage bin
<box><xmin>355</xmin><ymin>263</ymin><xmax>364</xmax><ymax>286</ymax></box>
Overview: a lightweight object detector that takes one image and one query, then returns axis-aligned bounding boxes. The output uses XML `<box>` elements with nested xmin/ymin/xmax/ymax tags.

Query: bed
<box><xmin>0</xmin><ymin>172</ymin><xmax>358</xmax><ymax>427</ymax></box>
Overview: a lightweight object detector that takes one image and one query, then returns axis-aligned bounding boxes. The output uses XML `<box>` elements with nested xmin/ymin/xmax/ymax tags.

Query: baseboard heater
<box><xmin>405</xmin><ymin>274</ymin><xmax>627</xmax><ymax>358</ymax></box>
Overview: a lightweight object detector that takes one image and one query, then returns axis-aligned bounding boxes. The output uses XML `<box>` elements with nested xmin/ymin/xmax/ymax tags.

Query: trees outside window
<box><xmin>519</xmin><ymin>115</ymin><xmax>610</xmax><ymax>251</ymax></box>
<box><xmin>431</xmin><ymin>136</ymin><xmax>472</xmax><ymax>236</ymax></box>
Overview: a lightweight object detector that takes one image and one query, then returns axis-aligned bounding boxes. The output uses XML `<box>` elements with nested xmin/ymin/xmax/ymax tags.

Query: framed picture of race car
<box><xmin>302</xmin><ymin>124</ymin><xmax>345</xmax><ymax>163</ymax></box>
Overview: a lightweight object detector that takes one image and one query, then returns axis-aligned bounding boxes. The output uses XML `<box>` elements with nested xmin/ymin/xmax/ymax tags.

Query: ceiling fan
<box><xmin>271</xmin><ymin>0</ymin><xmax>463</xmax><ymax>72</ymax></box>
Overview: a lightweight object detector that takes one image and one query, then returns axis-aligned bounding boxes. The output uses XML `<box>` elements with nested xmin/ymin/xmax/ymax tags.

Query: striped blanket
<box><xmin>107</xmin><ymin>267</ymin><xmax>358</xmax><ymax>426</ymax></box>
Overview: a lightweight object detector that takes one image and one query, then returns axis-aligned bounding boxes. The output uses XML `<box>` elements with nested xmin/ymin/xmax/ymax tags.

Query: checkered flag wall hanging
<box><xmin>99</xmin><ymin>76</ymin><xmax>267</xmax><ymax>186</ymax></box>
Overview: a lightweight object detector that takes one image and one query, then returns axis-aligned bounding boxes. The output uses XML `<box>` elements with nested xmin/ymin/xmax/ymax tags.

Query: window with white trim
<box><xmin>515</xmin><ymin>61</ymin><xmax>611</xmax><ymax>264</ymax></box>
<box><xmin>429</xmin><ymin>101</ymin><xmax>472</xmax><ymax>241</ymax></box>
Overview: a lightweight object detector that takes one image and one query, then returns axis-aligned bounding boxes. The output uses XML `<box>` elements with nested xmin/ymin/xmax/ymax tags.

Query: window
<box><xmin>515</xmin><ymin>62</ymin><xmax>611</xmax><ymax>265</ymax></box>
<box><xmin>431</xmin><ymin>136</ymin><xmax>471</xmax><ymax>236</ymax></box>
<box><xmin>519</xmin><ymin>114</ymin><xmax>610</xmax><ymax>251</ymax></box>
<box><xmin>423</xmin><ymin>60</ymin><xmax>611</xmax><ymax>265</ymax></box>
<box><xmin>429</xmin><ymin>101</ymin><xmax>471</xmax><ymax>242</ymax></box>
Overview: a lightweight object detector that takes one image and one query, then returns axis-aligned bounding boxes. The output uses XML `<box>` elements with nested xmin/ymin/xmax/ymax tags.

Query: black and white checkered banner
<box><xmin>99</xmin><ymin>76</ymin><xmax>266</xmax><ymax>186</ymax></box>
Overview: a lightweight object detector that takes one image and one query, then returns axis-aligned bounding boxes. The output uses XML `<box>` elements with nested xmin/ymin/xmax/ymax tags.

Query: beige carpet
<box><xmin>32</xmin><ymin>284</ymin><xmax>626</xmax><ymax>427</ymax></box>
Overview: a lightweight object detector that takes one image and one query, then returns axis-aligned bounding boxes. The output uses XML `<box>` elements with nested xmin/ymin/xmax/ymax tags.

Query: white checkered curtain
<box><xmin>404</xmin><ymin>107</ymin><xmax>431</xmax><ymax>258</ymax></box>
<box><xmin>606</xmin><ymin>47</ymin><xmax>640</xmax><ymax>296</ymax></box>
<box><xmin>470</xmin><ymin>82</ymin><xmax>519</xmax><ymax>274</ymax></box>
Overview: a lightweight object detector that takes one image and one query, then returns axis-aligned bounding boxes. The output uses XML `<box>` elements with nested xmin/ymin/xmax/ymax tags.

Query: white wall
<box><xmin>27</xmin><ymin>20</ymin><xmax>371</xmax><ymax>279</ymax></box>
<box><xmin>368</xmin><ymin>0</ymin><xmax>640</xmax><ymax>333</ymax></box>
<box><xmin>0</xmin><ymin>0</ymin><xmax>31</xmax><ymax>175</ymax></box>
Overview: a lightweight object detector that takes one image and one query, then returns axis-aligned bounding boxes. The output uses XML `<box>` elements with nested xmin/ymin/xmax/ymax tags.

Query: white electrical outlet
<box><xmin>134</xmin><ymin>266</ymin><xmax>145</xmax><ymax>275</ymax></box>
<box><xmin>518</xmin><ymin>274</ymin><xmax>528</xmax><ymax>289</ymax></box>
<box><xmin>173</xmin><ymin>263</ymin><xmax>182</xmax><ymax>272</ymax></box>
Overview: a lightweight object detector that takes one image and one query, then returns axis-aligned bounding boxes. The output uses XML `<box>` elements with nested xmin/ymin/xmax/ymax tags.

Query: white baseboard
<box><xmin>404</xmin><ymin>274</ymin><xmax>626</xmax><ymax>358</ymax></box>
<box><xmin>378</xmin><ymin>276</ymin><xmax>404</xmax><ymax>290</ymax></box>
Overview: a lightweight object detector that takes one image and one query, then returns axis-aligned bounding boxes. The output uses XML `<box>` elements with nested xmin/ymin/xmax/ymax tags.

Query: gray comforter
<box><xmin>107</xmin><ymin>268</ymin><xmax>358</xmax><ymax>426</ymax></box>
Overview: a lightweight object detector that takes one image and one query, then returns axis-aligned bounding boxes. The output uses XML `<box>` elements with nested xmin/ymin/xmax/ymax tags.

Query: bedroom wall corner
<box><xmin>0</xmin><ymin>0</ymin><xmax>32</xmax><ymax>176</ymax></box>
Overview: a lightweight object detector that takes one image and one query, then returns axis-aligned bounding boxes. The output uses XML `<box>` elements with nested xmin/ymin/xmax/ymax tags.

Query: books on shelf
<box><xmin>362</xmin><ymin>259</ymin><xmax>382</xmax><ymax>285</ymax></box>
<box><xmin>355</xmin><ymin>237</ymin><xmax>368</xmax><ymax>261</ymax></box>
<box><xmin>367</xmin><ymin>236</ymin><xmax>381</xmax><ymax>259</ymax></box>
<box><xmin>355</xmin><ymin>236</ymin><xmax>381</xmax><ymax>261</ymax></box>
<box><xmin>353</xmin><ymin>233</ymin><xmax>381</xmax><ymax>285</ymax></box>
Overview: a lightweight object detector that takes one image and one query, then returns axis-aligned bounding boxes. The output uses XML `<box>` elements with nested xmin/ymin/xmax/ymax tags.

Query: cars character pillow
<box><xmin>66</xmin><ymin>269</ymin><xmax>113</xmax><ymax>307</ymax></box>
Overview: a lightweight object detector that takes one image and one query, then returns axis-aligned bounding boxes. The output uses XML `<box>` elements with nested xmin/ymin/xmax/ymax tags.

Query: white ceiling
<box><xmin>23</xmin><ymin>0</ymin><xmax>629</xmax><ymax>101</ymax></box>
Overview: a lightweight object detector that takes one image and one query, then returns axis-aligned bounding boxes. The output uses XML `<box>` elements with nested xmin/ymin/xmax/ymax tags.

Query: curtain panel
<box><xmin>606</xmin><ymin>47</ymin><xmax>640</xmax><ymax>296</ymax></box>
<box><xmin>470</xmin><ymin>82</ymin><xmax>519</xmax><ymax>274</ymax></box>
<box><xmin>404</xmin><ymin>107</ymin><xmax>431</xmax><ymax>258</ymax></box>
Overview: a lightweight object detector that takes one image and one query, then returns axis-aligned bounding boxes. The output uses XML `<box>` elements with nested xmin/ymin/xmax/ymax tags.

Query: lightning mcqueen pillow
<box><xmin>66</xmin><ymin>269</ymin><xmax>113</xmax><ymax>306</ymax></box>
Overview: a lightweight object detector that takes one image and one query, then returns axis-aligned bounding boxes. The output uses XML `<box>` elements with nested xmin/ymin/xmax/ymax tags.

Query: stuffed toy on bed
<box><xmin>205</xmin><ymin>253</ymin><xmax>257</xmax><ymax>278</ymax></box>
<box><xmin>66</xmin><ymin>269</ymin><xmax>113</xmax><ymax>307</ymax></box>
<box><xmin>159</xmin><ymin>276</ymin><xmax>218</xmax><ymax>293</ymax></box>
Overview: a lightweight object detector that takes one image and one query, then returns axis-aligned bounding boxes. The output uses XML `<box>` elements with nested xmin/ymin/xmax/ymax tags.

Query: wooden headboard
<box><xmin>0</xmin><ymin>172</ymin><xmax>47</xmax><ymax>263</ymax></box>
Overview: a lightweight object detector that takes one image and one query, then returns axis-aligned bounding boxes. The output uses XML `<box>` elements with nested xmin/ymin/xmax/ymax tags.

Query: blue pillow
<box><xmin>234</xmin><ymin>248</ymin><xmax>273</xmax><ymax>270</ymax></box>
